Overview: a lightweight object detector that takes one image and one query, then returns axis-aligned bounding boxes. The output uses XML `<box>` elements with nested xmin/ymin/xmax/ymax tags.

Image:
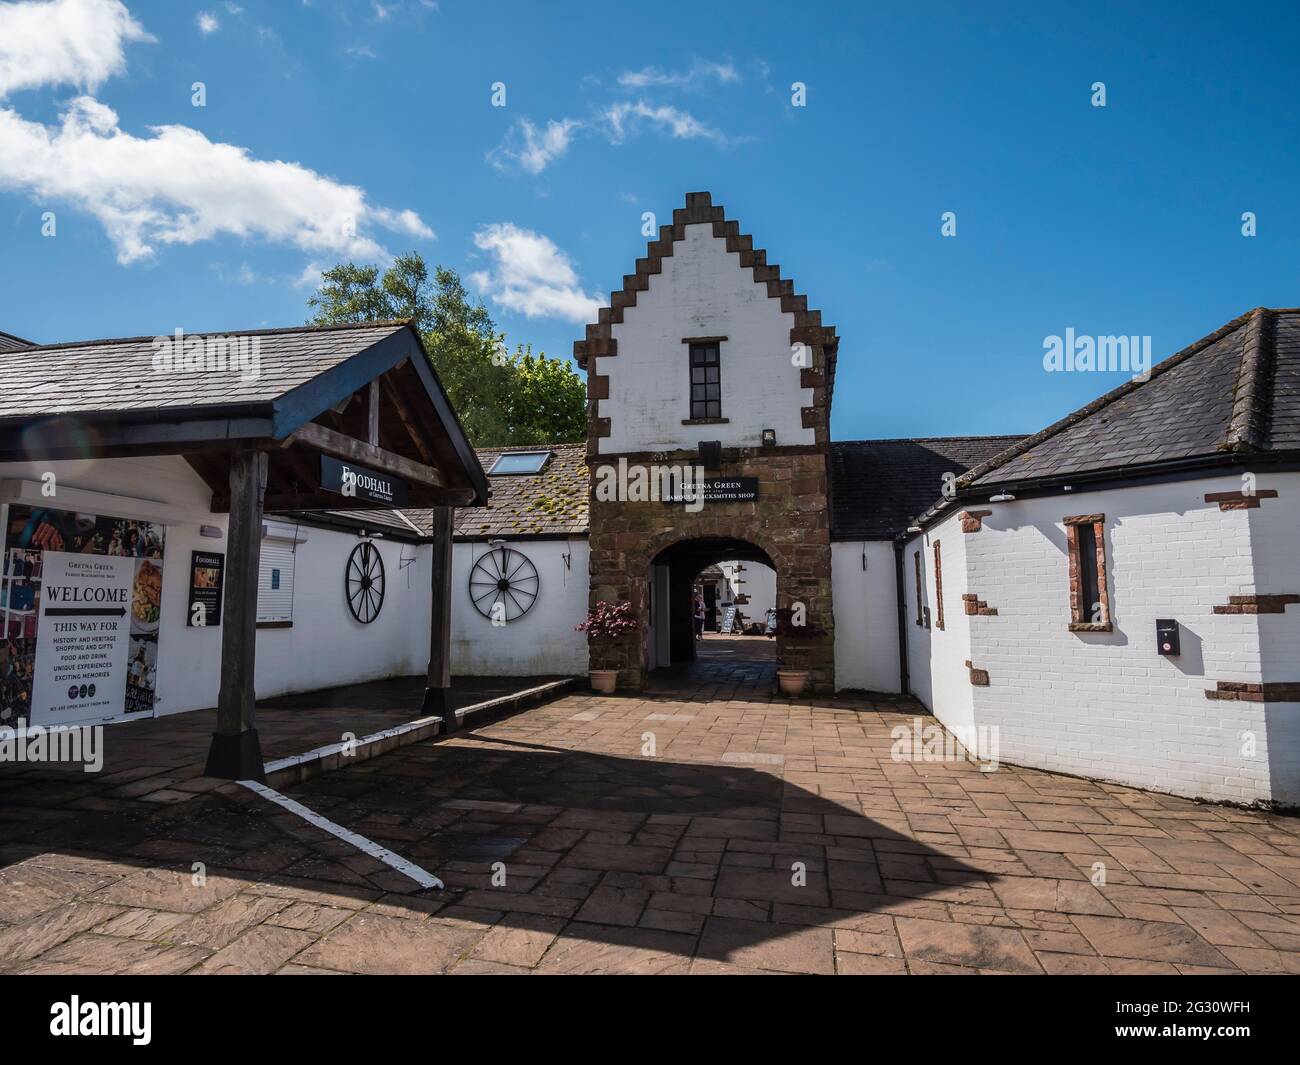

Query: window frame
<box><xmin>933</xmin><ymin>539</ymin><xmax>944</xmax><ymax>631</ymax></box>
<box><xmin>1064</xmin><ymin>513</ymin><xmax>1111</xmax><ymax>632</ymax></box>
<box><xmin>913</xmin><ymin>549</ymin><xmax>925</xmax><ymax>627</ymax></box>
<box><xmin>487</xmin><ymin>451</ymin><xmax>552</xmax><ymax>476</ymax></box>
<box><xmin>687</xmin><ymin>342</ymin><xmax>723</xmax><ymax>422</ymax></box>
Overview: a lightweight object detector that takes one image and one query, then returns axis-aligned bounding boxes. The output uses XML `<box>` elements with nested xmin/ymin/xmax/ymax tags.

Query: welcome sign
<box><xmin>0</xmin><ymin>505</ymin><xmax>166</xmax><ymax>728</ymax></box>
<box><xmin>30</xmin><ymin>553</ymin><xmax>136</xmax><ymax>725</ymax></box>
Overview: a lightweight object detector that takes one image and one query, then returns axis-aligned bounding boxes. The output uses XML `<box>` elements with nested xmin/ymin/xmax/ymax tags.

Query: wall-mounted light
<box><xmin>989</xmin><ymin>492</ymin><xmax>1016</xmax><ymax>503</ymax></box>
<box><xmin>906</xmin><ymin>525</ymin><xmax>922</xmax><ymax>534</ymax></box>
<box><xmin>199</xmin><ymin>525</ymin><xmax>223</xmax><ymax>539</ymax></box>
<box><xmin>761</xmin><ymin>428</ymin><xmax>776</xmax><ymax>449</ymax></box>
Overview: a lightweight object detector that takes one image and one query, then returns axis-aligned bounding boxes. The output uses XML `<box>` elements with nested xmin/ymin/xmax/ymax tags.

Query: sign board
<box><xmin>662</xmin><ymin>477</ymin><xmax>760</xmax><ymax>505</ymax></box>
<box><xmin>719</xmin><ymin>605</ymin><xmax>738</xmax><ymax>634</ymax></box>
<box><xmin>320</xmin><ymin>455</ymin><xmax>409</xmax><ymax>507</ymax></box>
<box><xmin>29</xmin><ymin>552</ymin><xmax>136</xmax><ymax>725</ymax></box>
<box><xmin>187</xmin><ymin>550</ymin><xmax>225</xmax><ymax>627</ymax></box>
<box><xmin>0</xmin><ymin>504</ymin><xmax>166</xmax><ymax>728</ymax></box>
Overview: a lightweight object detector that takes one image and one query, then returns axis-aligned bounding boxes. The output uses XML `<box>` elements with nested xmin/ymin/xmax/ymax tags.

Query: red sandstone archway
<box><xmin>587</xmin><ymin>525</ymin><xmax>833</xmax><ymax>692</ymax></box>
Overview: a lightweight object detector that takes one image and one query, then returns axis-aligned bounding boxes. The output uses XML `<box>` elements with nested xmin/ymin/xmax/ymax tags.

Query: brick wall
<box><xmin>903</xmin><ymin>472</ymin><xmax>1300</xmax><ymax>805</ymax></box>
<box><xmin>587</xmin><ymin>448</ymin><xmax>835</xmax><ymax>691</ymax></box>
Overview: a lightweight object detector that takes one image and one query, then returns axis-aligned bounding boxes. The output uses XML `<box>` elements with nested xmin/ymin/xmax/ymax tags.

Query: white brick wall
<box><xmin>596</xmin><ymin>222</ymin><xmax>814</xmax><ymax>454</ymax></box>
<box><xmin>903</xmin><ymin>473</ymin><xmax>1300</xmax><ymax>805</ymax></box>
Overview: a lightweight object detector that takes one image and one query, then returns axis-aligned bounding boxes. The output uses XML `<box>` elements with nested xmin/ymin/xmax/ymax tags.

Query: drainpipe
<box><xmin>893</xmin><ymin>539</ymin><xmax>910</xmax><ymax>695</ymax></box>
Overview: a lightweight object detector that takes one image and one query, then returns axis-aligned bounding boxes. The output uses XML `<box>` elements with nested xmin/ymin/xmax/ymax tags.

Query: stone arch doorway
<box><xmin>586</xmin><ymin>524</ymin><xmax>833</xmax><ymax>693</ymax></box>
<box><xmin>646</xmin><ymin>536</ymin><xmax>776</xmax><ymax>671</ymax></box>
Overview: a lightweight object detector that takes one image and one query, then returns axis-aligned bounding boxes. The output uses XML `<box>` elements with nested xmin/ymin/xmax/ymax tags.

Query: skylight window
<box><xmin>488</xmin><ymin>451</ymin><xmax>552</xmax><ymax>475</ymax></box>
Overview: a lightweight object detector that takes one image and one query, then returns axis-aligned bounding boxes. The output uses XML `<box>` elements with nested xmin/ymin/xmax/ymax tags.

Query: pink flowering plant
<box><xmin>576</xmin><ymin>600</ymin><xmax>640</xmax><ymax>642</ymax></box>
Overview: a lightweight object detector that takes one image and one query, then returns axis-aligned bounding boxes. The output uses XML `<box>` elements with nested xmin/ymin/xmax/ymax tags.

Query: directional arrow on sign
<box><xmin>44</xmin><ymin>607</ymin><xmax>128</xmax><ymax>618</ymax></box>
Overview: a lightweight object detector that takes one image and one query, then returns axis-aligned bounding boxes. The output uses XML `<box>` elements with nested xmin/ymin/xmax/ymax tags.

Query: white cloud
<box><xmin>599</xmin><ymin>101</ymin><xmax>725</xmax><ymax>144</ymax></box>
<box><xmin>469</xmin><ymin>223</ymin><xmax>601</xmax><ymax>324</ymax></box>
<box><xmin>0</xmin><ymin>0</ymin><xmax>152</xmax><ymax>98</ymax></box>
<box><xmin>618</xmin><ymin>58</ymin><xmax>740</xmax><ymax>91</ymax></box>
<box><xmin>487</xmin><ymin>117</ymin><xmax>581</xmax><ymax>175</ymax></box>
<box><xmin>197</xmin><ymin>11</ymin><xmax>219</xmax><ymax>35</ymax></box>
<box><xmin>0</xmin><ymin>97</ymin><xmax>434</xmax><ymax>263</ymax></box>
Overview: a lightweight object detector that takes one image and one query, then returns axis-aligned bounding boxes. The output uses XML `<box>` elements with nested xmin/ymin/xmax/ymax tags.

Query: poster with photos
<box><xmin>0</xmin><ymin>505</ymin><xmax>166</xmax><ymax>727</ymax></box>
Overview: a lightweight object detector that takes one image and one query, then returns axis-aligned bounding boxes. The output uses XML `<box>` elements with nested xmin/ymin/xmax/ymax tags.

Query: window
<box><xmin>257</xmin><ymin>539</ymin><xmax>297</xmax><ymax>625</ymax></box>
<box><xmin>689</xmin><ymin>343</ymin><xmax>721</xmax><ymax>420</ymax></box>
<box><xmin>933</xmin><ymin>540</ymin><xmax>944</xmax><ymax>630</ymax></box>
<box><xmin>488</xmin><ymin>451</ymin><xmax>551</xmax><ymax>476</ymax></box>
<box><xmin>1065</xmin><ymin>514</ymin><xmax>1110</xmax><ymax>631</ymax></box>
<box><xmin>913</xmin><ymin>550</ymin><xmax>924</xmax><ymax>626</ymax></box>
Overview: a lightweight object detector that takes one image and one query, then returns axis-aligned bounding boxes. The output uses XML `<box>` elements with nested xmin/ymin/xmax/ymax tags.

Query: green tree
<box><xmin>307</xmin><ymin>253</ymin><xmax>585</xmax><ymax>447</ymax></box>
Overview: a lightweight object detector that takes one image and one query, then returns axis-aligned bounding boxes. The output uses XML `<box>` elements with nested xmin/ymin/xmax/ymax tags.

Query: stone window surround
<box><xmin>933</xmin><ymin>539</ymin><xmax>945</xmax><ymax>631</ymax></box>
<box><xmin>913</xmin><ymin>549</ymin><xmax>924</xmax><ymax>627</ymax></box>
<box><xmin>1064</xmin><ymin>513</ymin><xmax>1111</xmax><ymax>632</ymax></box>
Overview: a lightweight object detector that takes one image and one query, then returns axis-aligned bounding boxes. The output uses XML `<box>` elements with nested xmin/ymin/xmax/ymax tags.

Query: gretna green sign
<box><xmin>661</xmin><ymin>477</ymin><xmax>760</xmax><ymax>504</ymax></box>
<box><xmin>320</xmin><ymin>455</ymin><xmax>410</xmax><ymax>506</ymax></box>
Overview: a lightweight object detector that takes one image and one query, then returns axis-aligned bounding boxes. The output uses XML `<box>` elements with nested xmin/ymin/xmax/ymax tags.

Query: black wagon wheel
<box><xmin>345</xmin><ymin>541</ymin><xmax>386</xmax><ymax>624</ymax></box>
<box><xmin>468</xmin><ymin>546</ymin><xmax>539</xmax><ymax>623</ymax></box>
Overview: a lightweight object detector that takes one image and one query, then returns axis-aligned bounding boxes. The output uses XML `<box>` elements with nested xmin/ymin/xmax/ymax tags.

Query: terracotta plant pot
<box><xmin>590</xmin><ymin>669</ymin><xmax>619</xmax><ymax>694</ymax></box>
<box><xmin>776</xmin><ymin>670</ymin><xmax>809</xmax><ymax>697</ymax></box>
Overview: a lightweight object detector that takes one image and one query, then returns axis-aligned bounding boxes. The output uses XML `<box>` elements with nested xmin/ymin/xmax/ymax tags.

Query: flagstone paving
<box><xmin>1</xmin><ymin>639</ymin><xmax>1298</xmax><ymax>974</ymax></box>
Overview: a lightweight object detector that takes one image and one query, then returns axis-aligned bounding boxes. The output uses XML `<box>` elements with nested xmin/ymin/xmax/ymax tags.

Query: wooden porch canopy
<box><xmin>0</xmin><ymin>320</ymin><xmax>487</xmax><ymax>779</ymax></box>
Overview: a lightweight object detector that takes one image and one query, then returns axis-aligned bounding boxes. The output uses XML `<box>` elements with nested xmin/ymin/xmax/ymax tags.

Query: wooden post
<box><xmin>204</xmin><ymin>449</ymin><xmax>268</xmax><ymax>780</ymax></box>
<box><xmin>421</xmin><ymin>505</ymin><xmax>455</xmax><ymax>730</ymax></box>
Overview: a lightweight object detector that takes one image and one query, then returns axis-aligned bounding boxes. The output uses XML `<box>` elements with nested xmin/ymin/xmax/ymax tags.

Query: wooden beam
<box><xmin>368</xmin><ymin>379</ymin><xmax>380</xmax><ymax>446</ymax></box>
<box><xmin>420</xmin><ymin>506</ymin><xmax>456</xmax><ymax>730</ymax></box>
<box><xmin>381</xmin><ymin>373</ymin><xmax>438</xmax><ymax>467</ymax></box>
<box><xmin>289</xmin><ymin>420</ymin><xmax>446</xmax><ymax>489</ymax></box>
<box><xmin>204</xmin><ymin>449</ymin><xmax>268</xmax><ymax>780</ymax></box>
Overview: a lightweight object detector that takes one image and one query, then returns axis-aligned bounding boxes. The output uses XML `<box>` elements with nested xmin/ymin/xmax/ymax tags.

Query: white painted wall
<box><xmin>450</xmin><ymin>538</ymin><xmax>589</xmax><ymax>676</ymax></box>
<box><xmin>717</xmin><ymin>559</ymin><xmax>775</xmax><ymax>624</ymax></box>
<box><xmin>597</xmin><ymin>222</ymin><xmax>814</xmax><ymax>454</ymax></box>
<box><xmin>831</xmin><ymin>540</ymin><xmax>902</xmax><ymax>693</ymax></box>
<box><xmin>903</xmin><ymin>473</ymin><xmax>1300</xmax><ymax>805</ymax></box>
<box><xmin>901</xmin><ymin>514</ymin><xmax>977</xmax><ymax>744</ymax></box>
<box><xmin>253</xmin><ymin>529</ymin><xmax>431</xmax><ymax>700</ymax></box>
<box><xmin>0</xmin><ymin>455</ymin><xmax>439</xmax><ymax>718</ymax></box>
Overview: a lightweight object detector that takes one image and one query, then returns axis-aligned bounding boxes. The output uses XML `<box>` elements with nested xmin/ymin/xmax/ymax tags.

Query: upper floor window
<box><xmin>689</xmin><ymin>343</ymin><xmax>721</xmax><ymax>420</ymax></box>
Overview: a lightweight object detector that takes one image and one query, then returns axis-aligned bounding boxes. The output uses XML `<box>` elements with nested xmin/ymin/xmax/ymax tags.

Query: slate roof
<box><xmin>829</xmin><ymin>436</ymin><xmax>1028</xmax><ymax>540</ymax></box>
<box><xmin>0</xmin><ymin>331</ymin><xmax>33</xmax><ymax>353</ymax></box>
<box><xmin>0</xmin><ymin>321</ymin><xmax>407</xmax><ymax>419</ymax></box>
<box><xmin>962</xmin><ymin>307</ymin><xmax>1300</xmax><ymax>489</ymax></box>
<box><xmin>450</xmin><ymin>444</ymin><xmax>588</xmax><ymax>539</ymax></box>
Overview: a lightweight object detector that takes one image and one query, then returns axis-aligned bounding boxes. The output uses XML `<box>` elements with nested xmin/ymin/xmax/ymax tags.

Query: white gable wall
<box><xmin>597</xmin><ymin>222</ymin><xmax>814</xmax><ymax>454</ymax></box>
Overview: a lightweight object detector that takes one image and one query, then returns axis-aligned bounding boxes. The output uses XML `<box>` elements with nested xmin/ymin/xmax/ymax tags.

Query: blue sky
<box><xmin>1</xmin><ymin>0</ymin><xmax>1297</xmax><ymax>442</ymax></box>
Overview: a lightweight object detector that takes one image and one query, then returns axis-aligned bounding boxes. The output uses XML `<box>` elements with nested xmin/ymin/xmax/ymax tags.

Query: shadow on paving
<box><xmin>280</xmin><ymin>733</ymin><xmax>987</xmax><ymax>965</ymax></box>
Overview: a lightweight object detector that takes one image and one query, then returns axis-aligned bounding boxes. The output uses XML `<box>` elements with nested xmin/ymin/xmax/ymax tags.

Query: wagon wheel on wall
<box><xmin>345</xmin><ymin>541</ymin><xmax>386</xmax><ymax>624</ymax></box>
<box><xmin>469</xmin><ymin>546</ymin><xmax>539</xmax><ymax>623</ymax></box>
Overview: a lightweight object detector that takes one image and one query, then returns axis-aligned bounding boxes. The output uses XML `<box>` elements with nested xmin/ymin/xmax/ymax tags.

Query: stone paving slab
<box><xmin>1</xmin><ymin>650</ymin><xmax>1298</xmax><ymax>975</ymax></box>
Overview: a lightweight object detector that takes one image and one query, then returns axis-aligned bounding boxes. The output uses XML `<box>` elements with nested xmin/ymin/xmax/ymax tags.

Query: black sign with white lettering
<box><xmin>187</xmin><ymin>550</ymin><xmax>225</xmax><ymax>627</ymax></box>
<box><xmin>662</xmin><ymin>477</ymin><xmax>760</xmax><ymax>504</ymax></box>
<box><xmin>320</xmin><ymin>455</ymin><xmax>410</xmax><ymax>506</ymax></box>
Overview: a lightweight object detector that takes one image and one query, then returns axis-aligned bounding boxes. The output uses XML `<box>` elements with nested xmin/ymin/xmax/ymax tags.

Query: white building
<box><xmin>3</xmin><ymin>194</ymin><xmax>1295</xmax><ymax>805</ymax></box>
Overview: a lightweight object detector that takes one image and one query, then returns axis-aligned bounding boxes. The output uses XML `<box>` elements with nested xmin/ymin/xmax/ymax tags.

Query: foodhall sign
<box><xmin>320</xmin><ymin>455</ymin><xmax>410</xmax><ymax>506</ymax></box>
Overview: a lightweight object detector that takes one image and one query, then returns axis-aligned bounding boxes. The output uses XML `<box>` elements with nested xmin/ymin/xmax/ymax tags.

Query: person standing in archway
<box><xmin>693</xmin><ymin>593</ymin><xmax>706</xmax><ymax>641</ymax></box>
